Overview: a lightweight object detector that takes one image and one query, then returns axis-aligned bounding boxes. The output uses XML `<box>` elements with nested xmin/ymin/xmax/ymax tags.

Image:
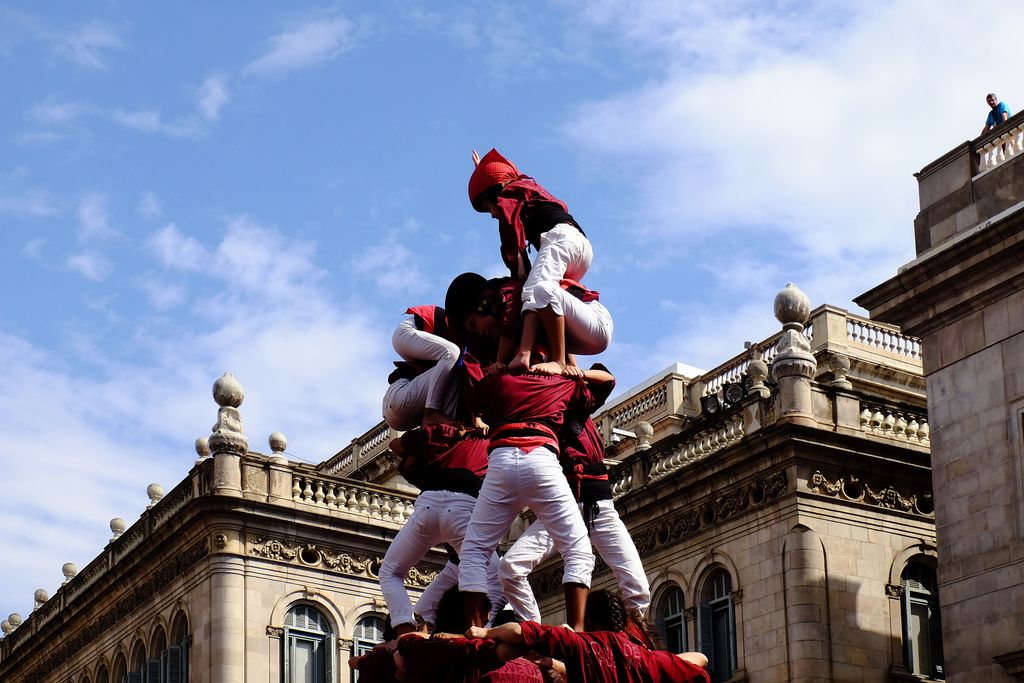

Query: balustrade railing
<box><xmin>859</xmin><ymin>403</ymin><xmax>929</xmax><ymax>444</ymax></box>
<box><xmin>648</xmin><ymin>412</ymin><xmax>745</xmax><ymax>481</ymax></box>
<box><xmin>607</xmin><ymin>383</ymin><xmax>669</xmax><ymax>429</ymax></box>
<box><xmin>977</xmin><ymin>119</ymin><xmax>1024</xmax><ymax>174</ymax></box>
<box><xmin>292</xmin><ymin>472</ymin><xmax>414</xmax><ymax>523</ymax></box>
<box><xmin>846</xmin><ymin>316</ymin><xmax>921</xmax><ymax>359</ymax></box>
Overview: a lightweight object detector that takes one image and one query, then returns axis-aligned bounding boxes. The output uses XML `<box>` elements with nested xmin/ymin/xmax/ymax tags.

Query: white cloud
<box><xmin>110</xmin><ymin>109</ymin><xmax>201</xmax><ymax>138</ymax></box>
<box><xmin>0</xmin><ymin>189</ymin><xmax>59</xmax><ymax>216</ymax></box>
<box><xmin>147</xmin><ymin>223</ymin><xmax>208</xmax><ymax>271</ymax></box>
<box><xmin>23</xmin><ymin>239</ymin><xmax>45</xmax><ymax>259</ymax></box>
<box><xmin>137</xmin><ymin>192</ymin><xmax>162</xmax><ymax>219</ymax></box>
<box><xmin>52</xmin><ymin>20</ymin><xmax>125</xmax><ymax>69</ymax></box>
<box><xmin>245</xmin><ymin>14</ymin><xmax>353</xmax><ymax>77</ymax></box>
<box><xmin>135</xmin><ymin>273</ymin><xmax>186</xmax><ymax>310</ymax></box>
<box><xmin>77</xmin><ymin>192</ymin><xmax>116</xmax><ymax>241</ymax></box>
<box><xmin>197</xmin><ymin>75</ymin><xmax>230</xmax><ymax>122</ymax></box>
<box><xmin>349</xmin><ymin>237</ymin><xmax>429</xmax><ymax>297</ymax></box>
<box><xmin>29</xmin><ymin>96</ymin><xmax>87</xmax><ymax>124</ymax></box>
<box><xmin>66</xmin><ymin>250</ymin><xmax>113</xmax><ymax>281</ymax></box>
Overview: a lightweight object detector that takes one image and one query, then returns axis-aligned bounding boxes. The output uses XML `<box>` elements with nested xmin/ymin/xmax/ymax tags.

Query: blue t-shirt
<box><xmin>986</xmin><ymin>101</ymin><xmax>1011</xmax><ymax>127</ymax></box>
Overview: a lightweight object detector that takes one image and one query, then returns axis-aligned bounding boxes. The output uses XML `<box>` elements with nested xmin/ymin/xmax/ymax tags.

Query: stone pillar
<box><xmin>783</xmin><ymin>525</ymin><xmax>831</xmax><ymax>682</ymax></box>
<box><xmin>772</xmin><ymin>284</ymin><xmax>817</xmax><ymax>427</ymax></box>
<box><xmin>209</xmin><ymin>554</ymin><xmax>246</xmax><ymax>682</ymax></box>
<box><xmin>209</xmin><ymin>373</ymin><xmax>247</xmax><ymax>498</ymax></box>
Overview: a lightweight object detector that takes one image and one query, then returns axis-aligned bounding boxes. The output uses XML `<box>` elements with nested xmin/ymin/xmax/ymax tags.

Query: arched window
<box><xmin>901</xmin><ymin>562</ymin><xmax>944</xmax><ymax>679</ymax></box>
<box><xmin>283</xmin><ymin>604</ymin><xmax>334</xmax><ymax>683</ymax></box>
<box><xmin>698</xmin><ymin>569</ymin><xmax>737</xmax><ymax>683</ymax></box>
<box><xmin>169</xmin><ymin>611</ymin><xmax>190</xmax><ymax>683</ymax></box>
<box><xmin>655</xmin><ymin>585</ymin><xmax>687</xmax><ymax>653</ymax></box>
<box><xmin>127</xmin><ymin>640</ymin><xmax>147</xmax><ymax>683</ymax></box>
<box><xmin>111</xmin><ymin>653</ymin><xmax>127</xmax><ymax>683</ymax></box>
<box><xmin>351</xmin><ymin>615</ymin><xmax>386</xmax><ymax>681</ymax></box>
<box><xmin>96</xmin><ymin>664</ymin><xmax>109</xmax><ymax>683</ymax></box>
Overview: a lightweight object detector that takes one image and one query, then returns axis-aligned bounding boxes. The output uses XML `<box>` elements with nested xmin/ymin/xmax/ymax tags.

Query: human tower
<box><xmin>355</xmin><ymin>150</ymin><xmax>710</xmax><ymax>682</ymax></box>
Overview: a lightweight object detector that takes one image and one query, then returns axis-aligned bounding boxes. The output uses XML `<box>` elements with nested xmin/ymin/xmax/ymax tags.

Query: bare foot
<box><xmin>508</xmin><ymin>351</ymin><xmax>531</xmax><ymax>372</ymax></box>
<box><xmin>530</xmin><ymin>361</ymin><xmax>565</xmax><ymax>376</ymax></box>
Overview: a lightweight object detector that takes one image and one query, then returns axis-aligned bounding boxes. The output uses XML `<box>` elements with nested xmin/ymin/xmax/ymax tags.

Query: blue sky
<box><xmin>1</xmin><ymin>1</ymin><xmax>1020</xmax><ymax>620</ymax></box>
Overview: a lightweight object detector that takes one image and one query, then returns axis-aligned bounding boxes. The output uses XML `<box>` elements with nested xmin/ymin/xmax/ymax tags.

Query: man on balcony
<box><xmin>982</xmin><ymin>93</ymin><xmax>1011</xmax><ymax>135</ymax></box>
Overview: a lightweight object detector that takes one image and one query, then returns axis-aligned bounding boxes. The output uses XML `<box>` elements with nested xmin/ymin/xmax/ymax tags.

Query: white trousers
<box><xmin>378</xmin><ymin>489</ymin><xmax>502</xmax><ymax>629</ymax></box>
<box><xmin>459</xmin><ymin>446</ymin><xmax>594</xmax><ymax>595</ymax></box>
<box><xmin>520</xmin><ymin>225</ymin><xmax>612</xmax><ymax>356</ymax></box>
<box><xmin>499</xmin><ymin>498</ymin><xmax>651</xmax><ymax>622</ymax></box>
<box><xmin>382</xmin><ymin>318</ymin><xmax>461</xmax><ymax>430</ymax></box>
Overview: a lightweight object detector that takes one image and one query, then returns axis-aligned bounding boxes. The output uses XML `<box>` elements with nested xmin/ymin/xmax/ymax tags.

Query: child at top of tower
<box><xmin>468</xmin><ymin>149</ymin><xmax>613</xmax><ymax>375</ymax></box>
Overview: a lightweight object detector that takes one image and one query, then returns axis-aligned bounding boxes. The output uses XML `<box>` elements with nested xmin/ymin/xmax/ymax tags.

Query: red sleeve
<box><xmin>648</xmin><ymin>651</ymin><xmax>711</xmax><ymax>683</ymax></box>
<box><xmin>517</xmin><ymin>622</ymin><xmax>581</xmax><ymax>656</ymax></box>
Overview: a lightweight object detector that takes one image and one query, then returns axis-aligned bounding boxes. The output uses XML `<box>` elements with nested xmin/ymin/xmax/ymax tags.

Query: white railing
<box><xmin>292</xmin><ymin>473</ymin><xmax>414</xmax><ymax>523</ymax></box>
<box><xmin>648</xmin><ymin>412</ymin><xmax>745</xmax><ymax>481</ymax></box>
<box><xmin>607</xmin><ymin>384</ymin><xmax>669</xmax><ymax>429</ymax></box>
<box><xmin>977</xmin><ymin>121</ymin><xmax>1024</xmax><ymax>173</ymax></box>
<box><xmin>847</xmin><ymin>316</ymin><xmax>921</xmax><ymax>359</ymax></box>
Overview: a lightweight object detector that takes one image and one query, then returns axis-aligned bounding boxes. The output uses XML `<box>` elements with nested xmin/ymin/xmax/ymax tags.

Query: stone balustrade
<box><xmin>648</xmin><ymin>412</ymin><xmax>746</xmax><ymax>481</ymax></box>
<box><xmin>977</xmin><ymin>118</ymin><xmax>1024</xmax><ymax>174</ymax></box>
<box><xmin>860</xmin><ymin>403</ymin><xmax>930</xmax><ymax>444</ymax></box>
<box><xmin>846</xmin><ymin>315</ymin><xmax>921</xmax><ymax>359</ymax></box>
<box><xmin>606</xmin><ymin>383</ymin><xmax>669</xmax><ymax>429</ymax></box>
<box><xmin>320</xmin><ymin>421</ymin><xmax>396</xmax><ymax>476</ymax></box>
<box><xmin>291</xmin><ymin>472</ymin><xmax>414</xmax><ymax>523</ymax></box>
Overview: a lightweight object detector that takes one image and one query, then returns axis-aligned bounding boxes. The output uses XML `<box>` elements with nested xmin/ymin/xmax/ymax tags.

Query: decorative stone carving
<box><xmin>61</xmin><ymin>562</ymin><xmax>77</xmax><ymax>585</ymax></box>
<box><xmin>251</xmin><ymin>537</ymin><xmax>296</xmax><ymax>561</ymax></box>
<box><xmin>774</xmin><ymin>282</ymin><xmax>812</xmax><ymax>328</ymax></box>
<box><xmin>269</xmin><ymin>432</ymin><xmax>288</xmax><ymax>458</ymax></box>
<box><xmin>808</xmin><ymin>470</ymin><xmax>933</xmax><ymax>516</ymax></box>
<box><xmin>146</xmin><ymin>483</ymin><xmax>164</xmax><ymax>509</ymax></box>
<box><xmin>33</xmin><ymin>589</ymin><xmax>49</xmax><ymax>609</ymax></box>
<box><xmin>885</xmin><ymin>583</ymin><xmax>904</xmax><ymax>599</ymax></box>
<box><xmin>209</xmin><ymin>372</ymin><xmax>248</xmax><ymax>455</ymax></box>
<box><xmin>214</xmin><ymin>533</ymin><xmax>229</xmax><ymax>549</ymax></box>
<box><xmin>247</xmin><ymin>535</ymin><xmax>438</xmax><ymax>586</ymax></box>
<box><xmin>266</xmin><ymin>626</ymin><xmax>284</xmax><ymax>638</ymax></box>
<box><xmin>635</xmin><ymin>421</ymin><xmax>654</xmax><ymax>450</ymax></box>
<box><xmin>1</xmin><ymin>619</ymin><xmax>12</xmax><ymax>635</ymax></box>
<box><xmin>828</xmin><ymin>352</ymin><xmax>853</xmax><ymax>390</ymax></box>
<box><xmin>7</xmin><ymin>613</ymin><xmax>22</xmax><ymax>628</ymax></box>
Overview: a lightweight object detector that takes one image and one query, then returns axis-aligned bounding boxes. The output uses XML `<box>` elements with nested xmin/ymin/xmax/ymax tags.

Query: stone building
<box><xmin>0</xmin><ymin>286</ymin><xmax>941</xmax><ymax>683</ymax></box>
<box><xmin>857</xmin><ymin>111</ymin><xmax>1024</xmax><ymax>681</ymax></box>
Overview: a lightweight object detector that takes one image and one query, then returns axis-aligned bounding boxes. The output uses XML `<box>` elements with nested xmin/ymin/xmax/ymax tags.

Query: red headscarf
<box><xmin>468</xmin><ymin>149</ymin><xmax>521</xmax><ymax>210</ymax></box>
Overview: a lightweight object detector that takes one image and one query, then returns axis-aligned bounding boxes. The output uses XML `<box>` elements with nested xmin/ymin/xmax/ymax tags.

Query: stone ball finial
<box><xmin>195</xmin><ymin>436</ymin><xmax>211</xmax><ymax>458</ymax></box>
<box><xmin>146</xmin><ymin>483</ymin><xmax>165</xmax><ymax>508</ymax></box>
<box><xmin>110</xmin><ymin>517</ymin><xmax>126</xmax><ymax>540</ymax></box>
<box><xmin>8</xmin><ymin>613</ymin><xmax>22</xmax><ymax>628</ymax></box>
<box><xmin>774</xmin><ymin>283</ymin><xmax>812</xmax><ymax>330</ymax></box>
<box><xmin>62</xmin><ymin>562</ymin><xmax>77</xmax><ymax>582</ymax></box>
<box><xmin>1</xmin><ymin>619</ymin><xmax>11</xmax><ymax>635</ymax></box>
<box><xmin>213</xmin><ymin>372</ymin><xmax>244</xmax><ymax>408</ymax></box>
<box><xmin>269</xmin><ymin>432</ymin><xmax>287</xmax><ymax>454</ymax></box>
<box><xmin>34</xmin><ymin>589</ymin><xmax>49</xmax><ymax>606</ymax></box>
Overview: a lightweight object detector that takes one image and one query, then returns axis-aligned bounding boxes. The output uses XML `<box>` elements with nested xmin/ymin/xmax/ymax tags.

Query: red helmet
<box><xmin>468</xmin><ymin>148</ymin><xmax>520</xmax><ymax>211</ymax></box>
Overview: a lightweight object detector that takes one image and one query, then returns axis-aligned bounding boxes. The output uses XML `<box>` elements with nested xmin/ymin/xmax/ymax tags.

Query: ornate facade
<box><xmin>0</xmin><ymin>291</ymin><xmax>940</xmax><ymax>682</ymax></box>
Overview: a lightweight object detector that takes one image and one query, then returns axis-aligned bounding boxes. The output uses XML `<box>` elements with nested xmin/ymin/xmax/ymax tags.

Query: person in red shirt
<box><xmin>466</xmin><ymin>619</ymin><xmax>710</xmax><ymax>683</ymax></box>
<box><xmin>498</xmin><ymin>366</ymin><xmax>650</xmax><ymax>624</ymax></box>
<box><xmin>457</xmin><ymin>365</ymin><xmax>614</xmax><ymax>632</ymax></box>
<box><xmin>467</xmin><ymin>150</ymin><xmax>612</xmax><ymax>376</ymax></box>
<box><xmin>379</xmin><ymin>425</ymin><xmax>504</xmax><ymax>635</ymax></box>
